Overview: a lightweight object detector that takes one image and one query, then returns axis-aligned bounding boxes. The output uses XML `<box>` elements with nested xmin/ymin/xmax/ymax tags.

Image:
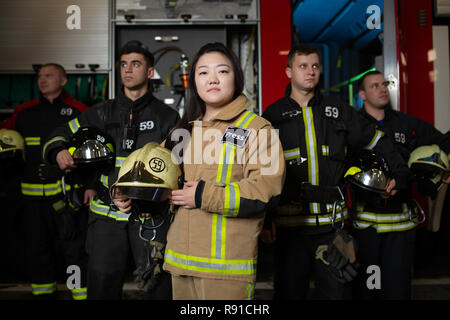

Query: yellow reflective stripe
<box><xmin>72</xmin><ymin>287</ymin><xmax>87</xmax><ymax>300</ymax></box>
<box><xmin>216</xmin><ymin>143</ymin><xmax>228</xmax><ymax>184</ymax></box>
<box><xmin>353</xmin><ymin>220</ymin><xmax>416</xmax><ymax>232</ymax></box>
<box><xmin>303</xmin><ymin>107</ymin><xmax>319</xmax><ymax>213</ymax></box>
<box><xmin>68</xmin><ymin>118</ymin><xmax>80</xmax><ymax>134</ymax></box>
<box><xmin>52</xmin><ymin>199</ymin><xmax>66</xmax><ymax>212</ymax></box>
<box><xmin>365</xmin><ymin>129</ymin><xmax>384</xmax><ymax>150</ymax></box>
<box><xmin>115</xmin><ymin>157</ymin><xmax>126</xmax><ymax>167</ymax></box>
<box><xmin>246</xmin><ymin>282</ymin><xmax>255</xmax><ymax>300</ymax></box>
<box><xmin>275</xmin><ymin>210</ymin><xmax>349</xmax><ymax>227</ymax></box>
<box><xmin>21</xmin><ymin>181</ymin><xmax>67</xmax><ymax>197</ymax></box>
<box><xmin>90</xmin><ymin>198</ymin><xmax>129</xmax><ymax>221</ymax></box>
<box><xmin>211</xmin><ymin>214</ymin><xmax>218</xmax><ymax>258</ymax></box>
<box><xmin>224</xmin><ymin>182</ymin><xmax>240</xmax><ymax>217</ymax></box>
<box><xmin>43</xmin><ymin>136</ymin><xmax>66</xmax><ymax>159</ymax></box>
<box><xmin>25</xmin><ymin>137</ymin><xmax>40</xmax><ymax>146</ymax></box>
<box><xmin>165</xmin><ymin>249</ymin><xmax>257</xmax><ymax>275</ymax></box>
<box><xmin>283</xmin><ymin>147</ymin><xmax>300</xmax><ymax>160</ymax></box>
<box><xmin>322</xmin><ymin>145</ymin><xmax>329</xmax><ymax>156</ymax></box>
<box><xmin>31</xmin><ymin>282</ymin><xmax>56</xmax><ymax>295</ymax></box>
<box><xmin>100</xmin><ymin>174</ymin><xmax>108</xmax><ymax>188</ymax></box>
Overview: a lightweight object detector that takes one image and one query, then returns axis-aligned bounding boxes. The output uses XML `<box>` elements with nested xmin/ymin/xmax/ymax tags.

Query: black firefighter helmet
<box><xmin>68</xmin><ymin>126</ymin><xmax>115</xmax><ymax>166</ymax></box>
<box><xmin>345</xmin><ymin>149</ymin><xmax>391</xmax><ymax>193</ymax></box>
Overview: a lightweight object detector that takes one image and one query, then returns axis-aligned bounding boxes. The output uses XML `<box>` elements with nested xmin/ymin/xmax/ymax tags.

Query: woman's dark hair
<box><xmin>173</xmin><ymin>42</ymin><xmax>244</xmax><ymax>133</ymax></box>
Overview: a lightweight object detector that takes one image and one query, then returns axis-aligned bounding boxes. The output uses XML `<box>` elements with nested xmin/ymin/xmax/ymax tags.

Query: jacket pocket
<box><xmin>327</xmin><ymin>119</ymin><xmax>348</xmax><ymax>161</ymax></box>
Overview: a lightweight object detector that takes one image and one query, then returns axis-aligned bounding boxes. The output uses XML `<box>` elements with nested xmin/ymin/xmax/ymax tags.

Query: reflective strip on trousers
<box><xmin>31</xmin><ymin>282</ymin><xmax>56</xmax><ymax>295</ymax></box>
<box><xmin>89</xmin><ymin>198</ymin><xmax>129</xmax><ymax>221</ymax></box>
<box><xmin>72</xmin><ymin>287</ymin><xmax>87</xmax><ymax>300</ymax></box>
<box><xmin>164</xmin><ymin>249</ymin><xmax>257</xmax><ymax>275</ymax></box>
<box><xmin>246</xmin><ymin>282</ymin><xmax>255</xmax><ymax>300</ymax></box>
<box><xmin>275</xmin><ymin>209</ymin><xmax>349</xmax><ymax>227</ymax></box>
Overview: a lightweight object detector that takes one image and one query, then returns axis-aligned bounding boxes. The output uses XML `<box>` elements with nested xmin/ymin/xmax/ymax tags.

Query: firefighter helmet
<box><xmin>345</xmin><ymin>149</ymin><xmax>391</xmax><ymax>193</ymax></box>
<box><xmin>68</xmin><ymin>126</ymin><xmax>115</xmax><ymax>165</ymax></box>
<box><xmin>408</xmin><ymin>144</ymin><xmax>449</xmax><ymax>198</ymax></box>
<box><xmin>111</xmin><ymin>142</ymin><xmax>182</xmax><ymax>202</ymax></box>
<box><xmin>0</xmin><ymin>129</ymin><xmax>25</xmax><ymax>160</ymax></box>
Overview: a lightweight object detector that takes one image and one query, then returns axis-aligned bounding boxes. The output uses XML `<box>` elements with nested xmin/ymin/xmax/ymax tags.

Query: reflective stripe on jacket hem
<box><xmin>31</xmin><ymin>282</ymin><xmax>56</xmax><ymax>295</ymax></box>
<box><xmin>164</xmin><ymin>249</ymin><xmax>257</xmax><ymax>276</ymax></box>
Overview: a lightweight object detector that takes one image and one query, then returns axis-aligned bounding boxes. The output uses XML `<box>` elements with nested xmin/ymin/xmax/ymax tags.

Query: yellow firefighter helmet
<box><xmin>111</xmin><ymin>142</ymin><xmax>182</xmax><ymax>202</ymax></box>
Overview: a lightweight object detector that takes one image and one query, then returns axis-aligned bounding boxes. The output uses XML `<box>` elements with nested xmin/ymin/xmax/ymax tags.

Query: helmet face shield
<box><xmin>72</xmin><ymin>139</ymin><xmax>113</xmax><ymax>164</ymax></box>
<box><xmin>69</xmin><ymin>126</ymin><xmax>115</xmax><ymax>165</ymax></box>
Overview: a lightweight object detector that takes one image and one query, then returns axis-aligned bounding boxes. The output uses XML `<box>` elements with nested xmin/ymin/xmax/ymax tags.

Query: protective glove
<box><xmin>133</xmin><ymin>240</ymin><xmax>165</xmax><ymax>292</ymax></box>
<box><xmin>315</xmin><ymin>229</ymin><xmax>360</xmax><ymax>284</ymax></box>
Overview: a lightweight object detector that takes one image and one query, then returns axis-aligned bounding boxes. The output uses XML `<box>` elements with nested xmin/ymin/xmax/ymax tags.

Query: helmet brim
<box><xmin>115</xmin><ymin>186</ymin><xmax>170</xmax><ymax>202</ymax></box>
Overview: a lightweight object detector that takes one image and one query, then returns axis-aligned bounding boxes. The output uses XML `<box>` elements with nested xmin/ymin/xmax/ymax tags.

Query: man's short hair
<box><xmin>119</xmin><ymin>40</ymin><xmax>155</xmax><ymax>67</ymax></box>
<box><xmin>287</xmin><ymin>44</ymin><xmax>320</xmax><ymax>68</ymax></box>
<box><xmin>41</xmin><ymin>63</ymin><xmax>67</xmax><ymax>78</ymax></box>
<box><xmin>358</xmin><ymin>70</ymin><xmax>383</xmax><ymax>91</ymax></box>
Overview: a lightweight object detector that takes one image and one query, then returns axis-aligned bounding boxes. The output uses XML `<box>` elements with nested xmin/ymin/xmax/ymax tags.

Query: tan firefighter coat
<box><xmin>163</xmin><ymin>94</ymin><xmax>285</xmax><ymax>282</ymax></box>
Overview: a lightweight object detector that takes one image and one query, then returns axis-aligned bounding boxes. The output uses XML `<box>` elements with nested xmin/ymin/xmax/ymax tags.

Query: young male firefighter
<box><xmin>349</xmin><ymin>70</ymin><xmax>450</xmax><ymax>300</ymax></box>
<box><xmin>1</xmin><ymin>63</ymin><xmax>89</xmax><ymax>299</ymax></box>
<box><xmin>42</xmin><ymin>41</ymin><xmax>180</xmax><ymax>300</ymax></box>
<box><xmin>261</xmin><ymin>45</ymin><xmax>409</xmax><ymax>300</ymax></box>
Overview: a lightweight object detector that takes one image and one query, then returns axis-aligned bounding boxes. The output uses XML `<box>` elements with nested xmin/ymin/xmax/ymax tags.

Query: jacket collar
<box><xmin>284</xmin><ymin>82</ymin><xmax>322</xmax><ymax>108</ymax></box>
<box><xmin>191</xmin><ymin>94</ymin><xmax>251</xmax><ymax>124</ymax></box>
<box><xmin>116</xmin><ymin>87</ymin><xmax>154</xmax><ymax>112</ymax></box>
<box><xmin>39</xmin><ymin>90</ymin><xmax>69</xmax><ymax>105</ymax></box>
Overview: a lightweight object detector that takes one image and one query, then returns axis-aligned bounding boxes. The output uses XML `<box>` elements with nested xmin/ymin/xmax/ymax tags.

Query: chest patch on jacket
<box><xmin>221</xmin><ymin>126</ymin><xmax>250</xmax><ymax>148</ymax></box>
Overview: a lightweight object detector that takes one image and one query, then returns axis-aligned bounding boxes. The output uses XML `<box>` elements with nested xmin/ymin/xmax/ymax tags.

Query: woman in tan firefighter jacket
<box><xmin>154</xmin><ymin>42</ymin><xmax>285</xmax><ymax>299</ymax></box>
<box><xmin>261</xmin><ymin>45</ymin><xmax>409</xmax><ymax>300</ymax></box>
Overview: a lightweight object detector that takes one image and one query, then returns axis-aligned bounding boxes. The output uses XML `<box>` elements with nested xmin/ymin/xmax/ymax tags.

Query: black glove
<box><xmin>134</xmin><ymin>240</ymin><xmax>165</xmax><ymax>292</ymax></box>
<box><xmin>315</xmin><ymin>229</ymin><xmax>360</xmax><ymax>284</ymax></box>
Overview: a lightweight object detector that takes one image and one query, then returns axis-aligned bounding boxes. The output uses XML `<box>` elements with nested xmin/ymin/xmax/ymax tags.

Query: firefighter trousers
<box><xmin>85</xmin><ymin>213</ymin><xmax>172</xmax><ymax>300</ymax></box>
<box><xmin>351</xmin><ymin>227</ymin><xmax>416</xmax><ymax>300</ymax></box>
<box><xmin>273</xmin><ymin>227</ymin><xmax>351</xmax><ymax>300</ymax></box>
<box><xmin>171</xmin><ymin>275</ymin><xmax>255</xmax><ymax>300</ymax></box>
<box><xmin>24</xmin><ymin>198</ymin><xmax>88</xmax><ymax>298</ymax></box>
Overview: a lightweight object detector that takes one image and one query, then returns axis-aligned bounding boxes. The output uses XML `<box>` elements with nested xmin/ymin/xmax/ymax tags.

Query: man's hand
<box><xmin>169</xmin><ymin>181</ymin><xmax>198</xmax><ymax>209</ymax></box>
<box><xmin>56</xmin><ymin>150</ymin><xmax>76</xmax><ymax>172</ymax></box>
<box><xmin>84</xmin><ymin>189</ymin><xmax>97</xmax><ymax>206</ymax></box>
<box><xmin>381</xmin><ymin>179</ymin><xmax>397</xmax><ymax>199</ymax></box>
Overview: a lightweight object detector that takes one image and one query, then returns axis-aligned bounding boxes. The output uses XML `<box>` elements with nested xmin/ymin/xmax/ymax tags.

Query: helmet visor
<box><xmin>73</xmin><ymin>140</ymin><xmax>113</xmax><ymax>163</ymax></box>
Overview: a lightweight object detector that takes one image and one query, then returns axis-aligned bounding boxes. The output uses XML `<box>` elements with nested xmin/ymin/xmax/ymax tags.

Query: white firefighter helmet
<box><xmin>111</xmin><ymin>142</ymin><xmax>182</xmax><ymax>202</ymax></box>
<box><xmin>0</xmin><ymin>129</ymin><xmax>25</xmax><ymax>160</ymax></box>
<box><xmin>408</xmin><ymin>144</ymin><xmax>449</xmax><ymax>198</ymax></box>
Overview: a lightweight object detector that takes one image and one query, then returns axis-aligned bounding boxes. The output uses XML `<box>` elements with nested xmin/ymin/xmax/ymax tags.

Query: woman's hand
<box><xmin>381</xmin><ymin>179</ymin><xmax>397</xmax><ymax>199</ymax></box>
<box><xmin>169</xmin><ymin>180</ymin><xmax>199</xmax><ymax>209</ymax></box>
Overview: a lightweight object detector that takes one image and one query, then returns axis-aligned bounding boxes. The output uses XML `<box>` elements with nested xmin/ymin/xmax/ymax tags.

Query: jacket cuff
<box><xmin>195</xmin><ymin>180</ymin><xmax>206</xmax><ymax>208</ymax></box>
